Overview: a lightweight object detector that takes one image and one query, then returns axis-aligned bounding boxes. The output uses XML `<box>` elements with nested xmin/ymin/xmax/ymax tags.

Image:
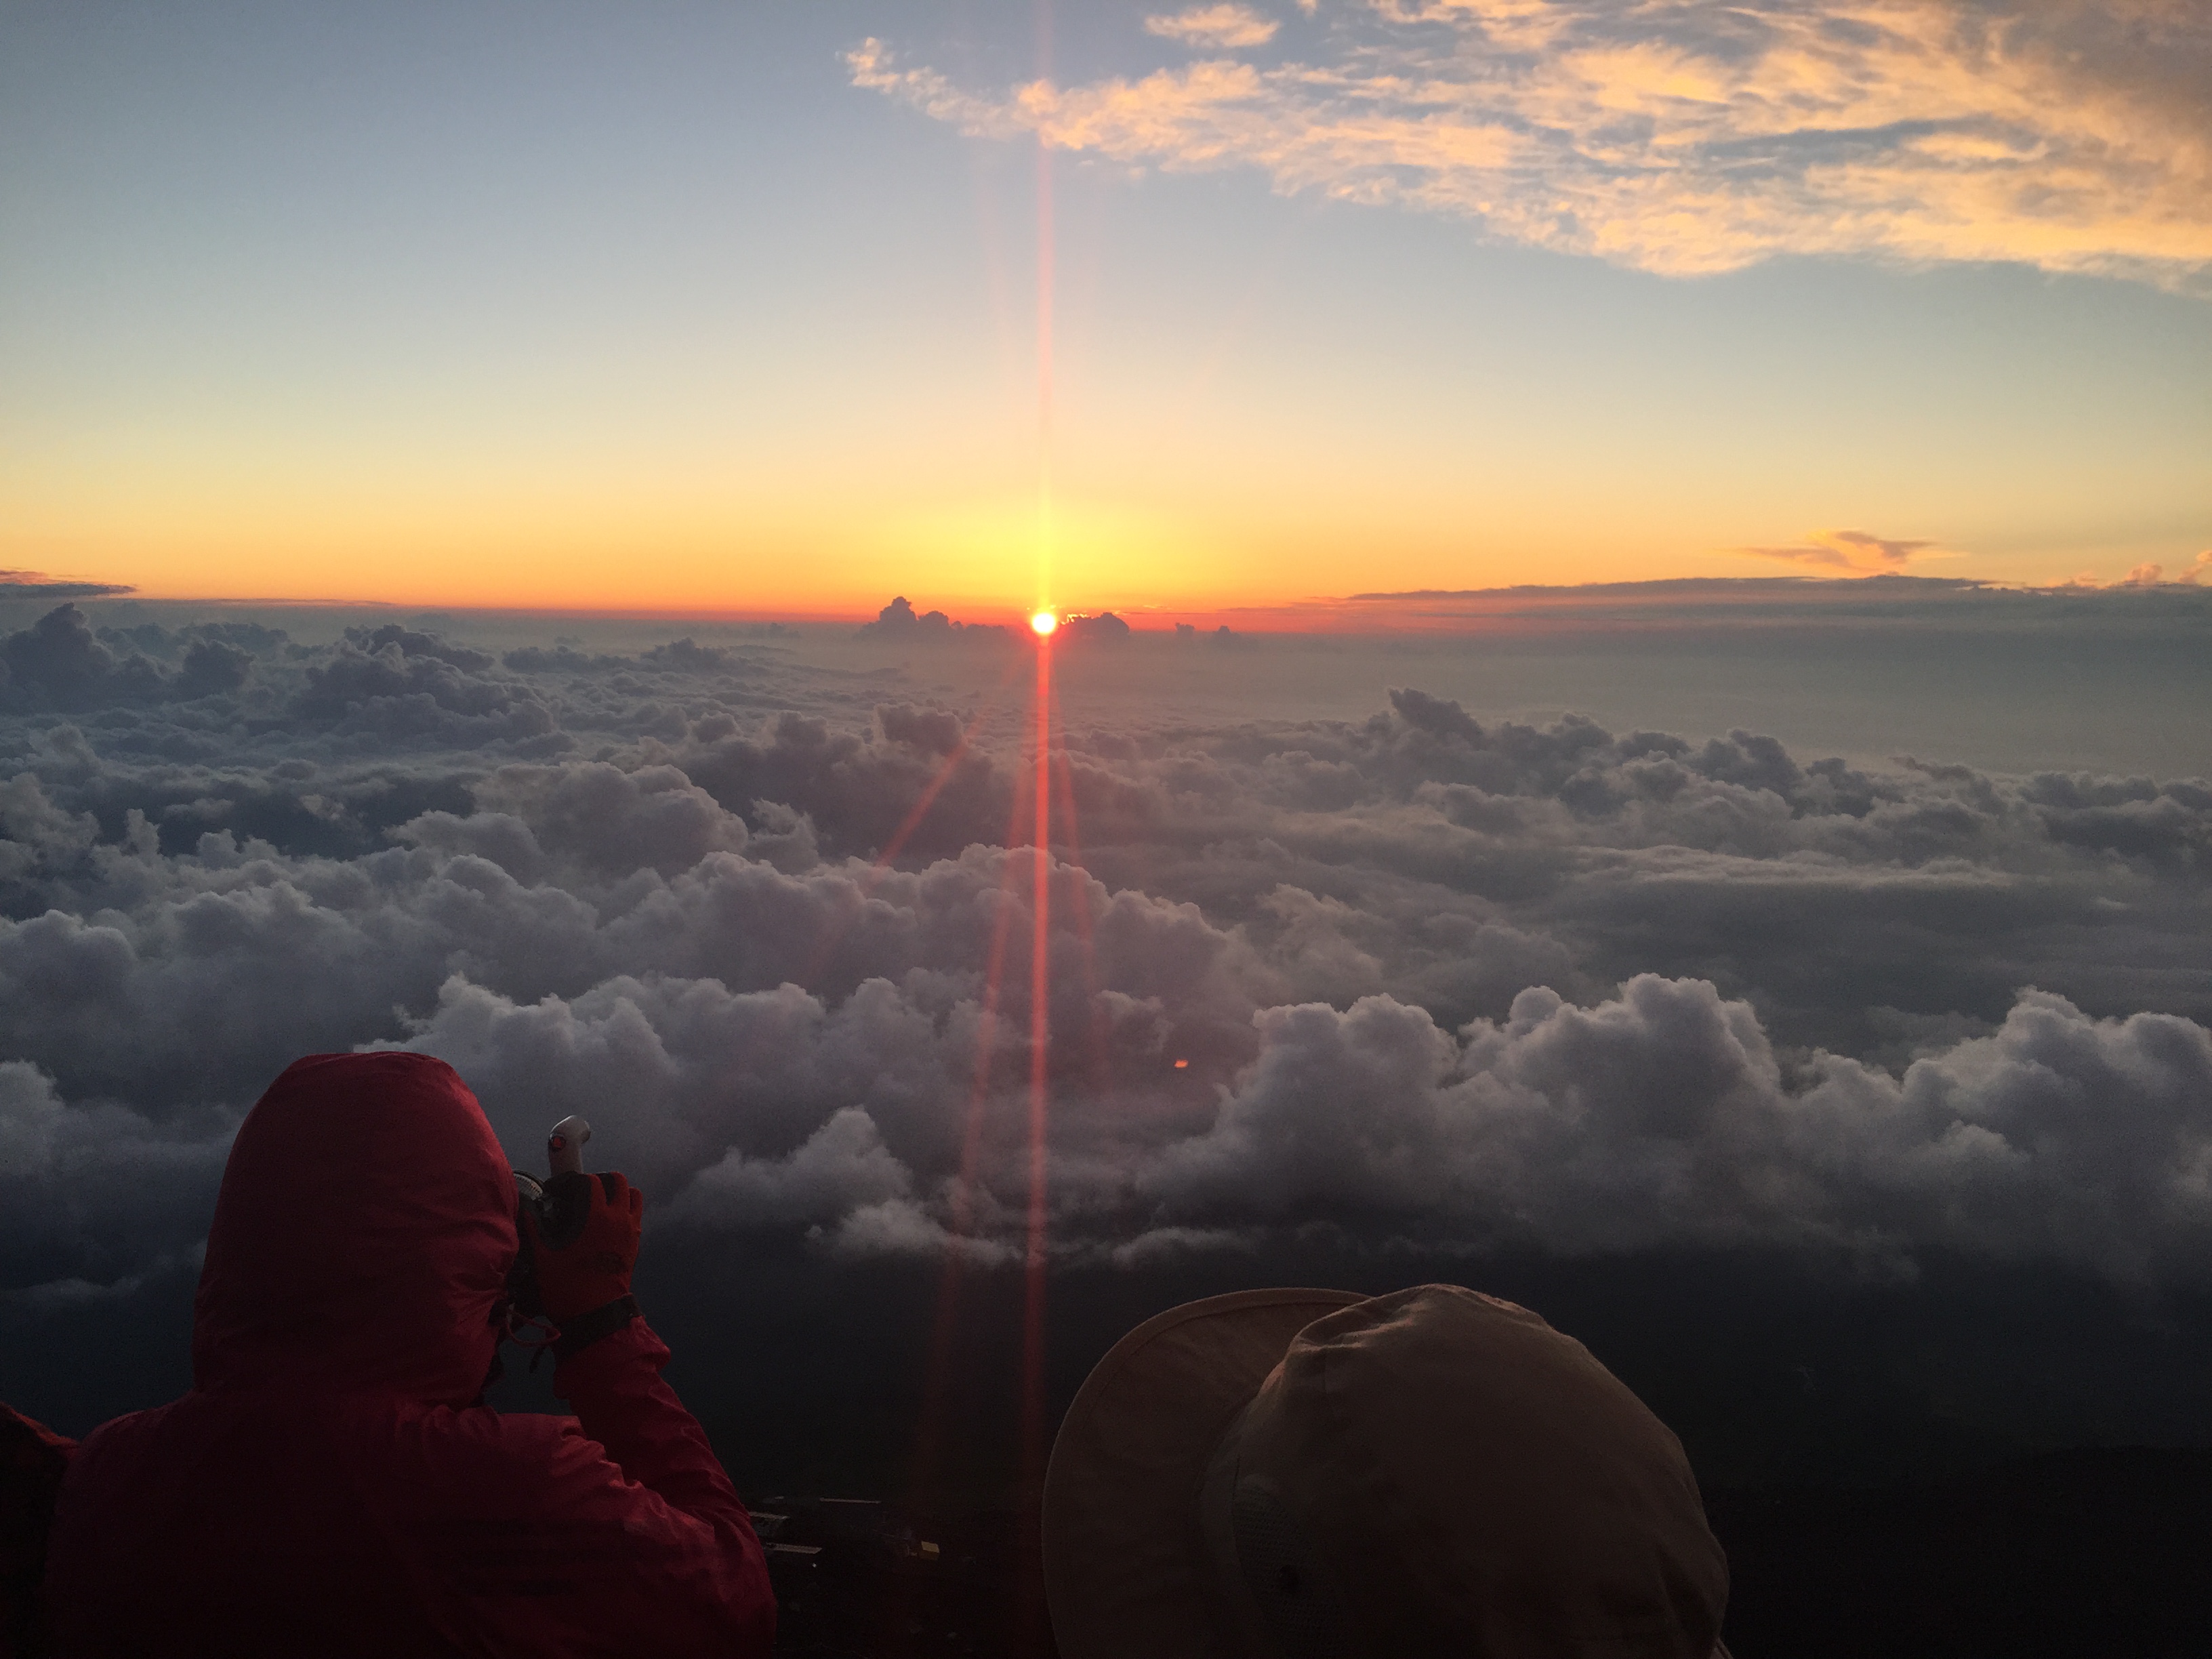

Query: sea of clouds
<box><xmin>5</xmin><ymin>588</ymin><xmax>2210</xmax><ymax>1334</ymax></box>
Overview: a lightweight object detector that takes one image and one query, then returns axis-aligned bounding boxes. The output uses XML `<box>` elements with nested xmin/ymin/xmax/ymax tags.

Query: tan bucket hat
<box><xmin>1042</xmin><ymin>1284</ymin><xmax>1729</xmax><ymax>1659</ymax></box>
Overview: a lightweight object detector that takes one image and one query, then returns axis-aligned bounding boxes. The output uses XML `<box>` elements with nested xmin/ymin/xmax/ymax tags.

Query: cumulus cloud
<box><xmin>855</xmin><ymin>596</ymin><xmax>1011</xmax><ymax>643</ymax></box>
<box><xmin>2</xmin><ymin>607</ymin><xmax>167</xmax><ymax>712</ymax></box>
<box><xmin>3</xmin><ymin>596</ymin><xmax>2211</xmax><ymax>1309</ymax></box>
<box><xmin>669</xmin><ymin>1107</ymin><xmax>914</xmax><ymax>1229</ymax></box>
<box><xmin>0</xmin><ymin>1060</ymin><xmax>231</xmax><ymax>1299</ymax></box>
<box><xmin>851</xmin><ymin>0</ymin><xmax>2212</xmax><ymax>289</ymax></box>
<box><xmin>2121</xmin><ymin>552</ymin><xmax>2212</xmax><ymax>588</ymax></box>
<box><xmin>402</xmin><ymin>762</ymin><xmax>755</xmax><ymax>880</ymax></box>
<box><xmin>1149</xmin><ymin>979</ymin><xmax>2212</xmax><ymax>1279</ymax></box>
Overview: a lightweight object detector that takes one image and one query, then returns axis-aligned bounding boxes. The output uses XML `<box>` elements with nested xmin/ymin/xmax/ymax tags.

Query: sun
<box><xmin>1029</xmin><ymin>610</ymin><xmax>1058</xmax><ymax>636</ymax></box>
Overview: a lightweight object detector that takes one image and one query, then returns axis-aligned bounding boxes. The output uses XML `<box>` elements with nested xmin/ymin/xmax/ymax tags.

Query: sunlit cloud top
<box><xmin>853</xmin><ymin>0</ymin><xmax>2212</xmax><ymax>290</ymax></box>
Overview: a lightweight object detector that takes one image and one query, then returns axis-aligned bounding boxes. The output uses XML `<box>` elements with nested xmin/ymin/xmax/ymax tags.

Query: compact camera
<box><xmin>505</xmin><ymin>1115</ymin><xmax>593</xmax><ymax>1322</ymax></box>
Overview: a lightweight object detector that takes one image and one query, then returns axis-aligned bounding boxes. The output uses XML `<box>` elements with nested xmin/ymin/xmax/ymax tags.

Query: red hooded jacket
<box><xmin>41</xmin><ymin>1052</ymin><xmax>774</xmax><ymax>1657</ymax></box>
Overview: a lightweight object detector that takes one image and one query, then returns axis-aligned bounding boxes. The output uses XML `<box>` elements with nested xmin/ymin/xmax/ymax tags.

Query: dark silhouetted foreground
<box><xmin>1708</xmin><ymin>1448</ymin><xmax>2212</xmax><ymax>1659</ymax></box>
<box><xmin>39</xmin><ymin>1054</ymin><xmax>775</xmax><ymax>1658</ymax></box>
<box><xmin>751</xmin><ymin>1449</ymin><xmax>2212</xmax><ymax>1658</ymax></box>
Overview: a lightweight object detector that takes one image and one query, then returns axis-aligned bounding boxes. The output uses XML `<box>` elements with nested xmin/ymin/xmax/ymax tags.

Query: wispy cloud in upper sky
<box><xmin>1145</xmin><ymin>5</ymin><xmax>1282</xmax><ymax>49</ymax></box>
<box><xmin>852</xmin><ymin>0</ymin><xmax>2212</xmax><ymax>290</ymax></box>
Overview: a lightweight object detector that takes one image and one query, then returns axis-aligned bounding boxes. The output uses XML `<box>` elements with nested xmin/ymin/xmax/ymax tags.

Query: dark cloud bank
<box><xmin>3</xmin><ymin>591</ymin><xmax>2210</xmax><ymax>1492</ymax></box>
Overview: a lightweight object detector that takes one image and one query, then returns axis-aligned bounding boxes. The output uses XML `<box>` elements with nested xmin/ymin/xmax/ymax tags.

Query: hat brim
<box><xmin>1042</xmin><ymin>1288</ymin><xmax>1368</xmax><ymax>1659</ymax></box>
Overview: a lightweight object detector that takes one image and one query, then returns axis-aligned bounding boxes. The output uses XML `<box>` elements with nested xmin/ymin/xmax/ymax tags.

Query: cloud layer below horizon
<box><xmin>855</xmin><ymin>0</ymin><xmax>2212</xmax><ymax>291</ymax></box>
<box><xmin>3</xmin><ymin>595</ymin><xmax>2211</xmax><ymax>1313</ymax></box>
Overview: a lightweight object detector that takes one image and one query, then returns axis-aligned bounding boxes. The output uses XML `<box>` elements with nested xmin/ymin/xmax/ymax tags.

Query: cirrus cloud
<box><xmin>1145</xmin><ymin>5</ymin><xmax>1282</xmax><ymax>49</ymax></box>
<box><xmin>851</xmin><ymin>0</ymin><xmax>2212</xmax><ymax>290</ymax></box>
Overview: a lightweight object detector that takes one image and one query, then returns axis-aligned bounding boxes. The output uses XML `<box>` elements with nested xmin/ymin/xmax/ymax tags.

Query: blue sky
<box><xmin>3</xmin><ymin>0</ymin><xmax>2207</xmax><ymax>613</ymax></box>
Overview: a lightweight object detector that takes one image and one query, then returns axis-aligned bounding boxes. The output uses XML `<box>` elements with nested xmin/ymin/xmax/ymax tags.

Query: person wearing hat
<box><xmin>1043</xmin><ymin>1284</ymin><xmax>1731</xmax><ymax>1658</ymax></box>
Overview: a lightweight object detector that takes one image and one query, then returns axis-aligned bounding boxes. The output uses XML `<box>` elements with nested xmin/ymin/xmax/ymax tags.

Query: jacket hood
<box><xmin>193</xmin><ymin>1052</ymin><xmax>516</xmax><ymax>1404</ymax></box>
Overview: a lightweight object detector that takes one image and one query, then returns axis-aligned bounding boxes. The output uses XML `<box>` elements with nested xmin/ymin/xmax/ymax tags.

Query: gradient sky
<box><xmin>3</xmin><ymin>0</ymin><xmax>2208</xmax><ymax>618</ymax></box>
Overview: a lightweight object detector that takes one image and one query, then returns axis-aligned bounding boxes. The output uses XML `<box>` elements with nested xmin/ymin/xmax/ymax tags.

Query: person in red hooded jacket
<box><xmin>39</xmin><ymin>1051</ymin><xmax>775</xmax><ymax>1658</ymax></box>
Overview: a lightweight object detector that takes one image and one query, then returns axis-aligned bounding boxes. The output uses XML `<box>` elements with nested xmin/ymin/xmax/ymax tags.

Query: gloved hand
<box><xmin>525</xmin><ymin>1170</ymin><xmax>642</xmax><ymax>1326</ymax></box>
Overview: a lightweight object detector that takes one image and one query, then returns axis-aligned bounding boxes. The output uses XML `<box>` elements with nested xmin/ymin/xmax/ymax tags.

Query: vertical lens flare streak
<box><xmin>1021</xmin><ymin>2</ymin><xmax>1059</xmax><ymax>1576</ymax></box>
<box><xmin>790</xmin><ymin>654</ymin><xmax>1026</xmax><ymax>990</ymax></box>
<box><xmin>861</xmin><ymin>653</ymin><xmax>1025</xmax><ymax>875</ymax></box>
<box><xmin>1054</xmin><ymin>744</ymin><xmax>1112</xmax><ymax>1090</ymax></box>
<box><xmin>916</xmin><ymin>10</ymin><xmax>1063</xmax><ymax>1625</ymax></box>
<box><xmin>909</xmin><ymin>758</ymin><xmax>1031</xmax><ymax>1508</ymax></box>
<box><xmin>1033</xmin><ymin>101</ymin><xmax>1055</xmax><ymax>634</ymax></box>
<box><xmin>1021</xmin><ymin>623</ymin><xmax>1053</xmax><ymax>1489</ymax></box>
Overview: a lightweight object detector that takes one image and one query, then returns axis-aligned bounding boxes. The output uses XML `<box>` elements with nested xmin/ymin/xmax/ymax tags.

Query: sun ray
<box><xmin>861</xmin><ymin>653</ymin><xmax>1025</xmax><ymax>875</ymax></box>
<box><xmin>906</xmin><ymin>750</ymin><xmax>1032</xmax><ymax>1507</ymax></box>
<box><xmin>1021</xmin><ymin>613</ymin><xmax>1054</xmax><ymax>1455</ymax></box>
<box><xmin>1017</xmin><ymin>9</ymin><xmax>1061</xmax><ymax>1607</ymax></box>
<box><xmin>786</xmin><ymin>655</ymin><xmax>1026</xmax><ymax>990</ymax></box>
<box><xmin>1052</xmin><ymin>739</ymin><xmax>1113</xmax><ymax>1093</ymax></box>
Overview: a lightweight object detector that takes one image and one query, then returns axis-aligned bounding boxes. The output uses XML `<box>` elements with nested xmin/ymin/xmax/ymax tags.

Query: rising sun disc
<box><xmin>1030</xmin><ymin>611</ymin><xmax>1058</xmax><ymax>636</ymax></box>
